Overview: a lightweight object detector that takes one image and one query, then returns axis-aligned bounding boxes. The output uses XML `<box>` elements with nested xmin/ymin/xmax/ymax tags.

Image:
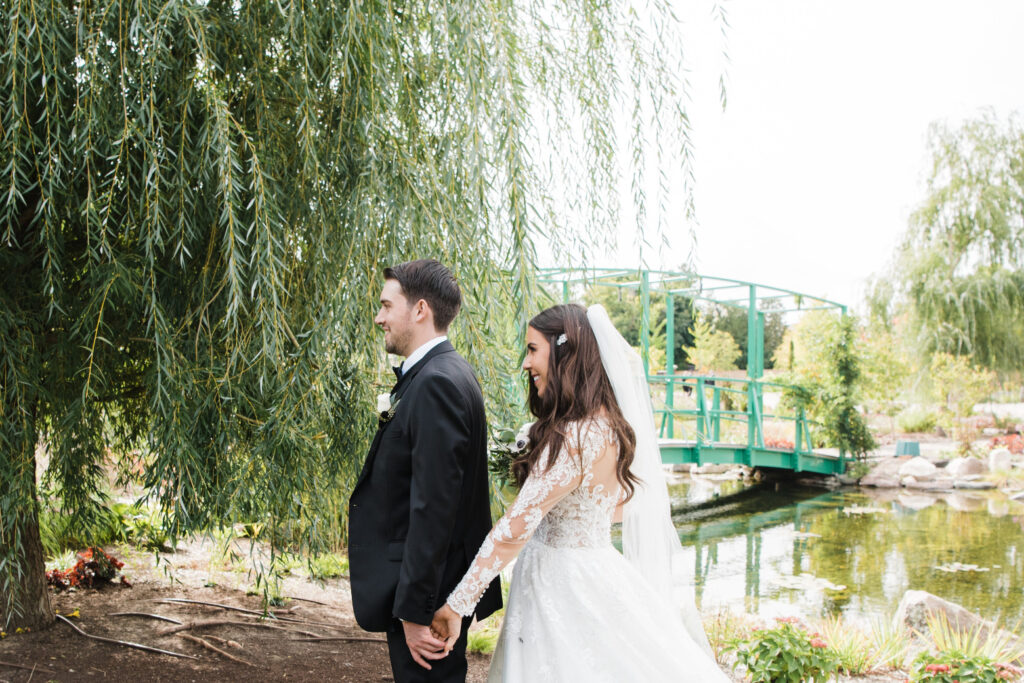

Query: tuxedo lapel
<box><xmin>354</xmin><ymin>340</ymin><xmax>456</xmax><ymax>491</ymax></box>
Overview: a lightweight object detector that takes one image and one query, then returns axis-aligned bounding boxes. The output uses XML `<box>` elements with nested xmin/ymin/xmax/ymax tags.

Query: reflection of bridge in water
<box><xmin>540</xmin><ymin>268</ymin><xmax>850</xmax><ymax>477</ymax></box>
<box><xmin>672</xmin><ymin>486</ymin><xmax>841</xmax><ymax>606</ymax></box>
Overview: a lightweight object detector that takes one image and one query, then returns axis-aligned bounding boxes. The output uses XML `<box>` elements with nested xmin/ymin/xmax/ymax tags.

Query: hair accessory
<box><xmin>556</xmin><ymin>333</ymin><xmax>568</xmax><ymax>346</ymax></box>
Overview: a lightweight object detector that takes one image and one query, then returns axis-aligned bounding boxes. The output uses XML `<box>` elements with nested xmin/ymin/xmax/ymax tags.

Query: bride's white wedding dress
<box><xmin>447</xmin><ymin>416</ymin><xmax>730</xmax><ymax>682</ymax></box>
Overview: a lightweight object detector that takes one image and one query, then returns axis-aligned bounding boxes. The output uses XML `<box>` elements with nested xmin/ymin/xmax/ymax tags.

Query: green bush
<box><xmin>909</xmin><ymin>649</ymin><xmax>1021</xmax><ymax>682</ymax></box>
<box><xmin>722</xmin><ymin>617</ymin><xmax>841</xmax><ymax>683</ymax></box>
<box><xmin>897</xmin><ymin>406</ymin><xmax>939</xmax><ymax>434</ymax></box>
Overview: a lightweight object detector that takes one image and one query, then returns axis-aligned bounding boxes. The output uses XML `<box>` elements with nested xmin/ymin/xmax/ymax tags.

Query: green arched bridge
<box><xmin>540</xmin><ymin>268</ymin><xmax>849</xmax><ymax>477</ymax></box>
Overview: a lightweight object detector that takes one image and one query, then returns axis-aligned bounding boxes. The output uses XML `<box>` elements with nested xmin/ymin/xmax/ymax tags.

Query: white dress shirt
<box><xmin>400</xmin><ymin>335</ymin><xmax>448</xmax><ymax>375</ymax></box>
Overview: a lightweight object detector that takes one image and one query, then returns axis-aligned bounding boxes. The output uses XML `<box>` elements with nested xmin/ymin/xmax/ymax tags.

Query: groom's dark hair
<box><xmin>383</xmin><ymin>259</ymin><xmax>462</xmax><ymax>331</ymax></box>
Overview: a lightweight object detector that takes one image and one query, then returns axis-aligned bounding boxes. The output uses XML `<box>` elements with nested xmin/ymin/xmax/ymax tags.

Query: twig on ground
<box><xmin>286</xmin><ymin>596</ymin><xmax>331</xmax><ymax>606</ymax></box>
<box><xmin>290</xmin><ymin>636</ymin><xmax>387</xmax><ymax>643</ymax></box>
<box><xmin>56</xmin><ymin>615</ymin><xmax>196</xmax><ymax>659</ymax></box>
<box><xmin>203</xmin><ymin>634</ymin><xmax>242</xmax><ymax>648</ymax></box>
<box><xmin>178</xmin><ymin>633</ymin><xmax>256</xmax><ymax>667</ymax></box>
<box><xmin>156</xmin><ymin>598</ymin><xmax>268</xmax><ymax>617</ymax></box>
<box><xmin>0</xmin><ymin>660</ymin><xmax>55</xmax><ymax>675</ymax></box>
<box><xmin>158</xmin><ymin>619</ymin><xmax>321</xmax><ymax>638</ymax></box>
<box><xmin>111</xmin><ymin>612</ymin><xmax>184</xmax><ymax>625</ymax></box>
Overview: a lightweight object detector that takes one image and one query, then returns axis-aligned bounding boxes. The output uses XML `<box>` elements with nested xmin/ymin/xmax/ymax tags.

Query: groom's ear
<box><xmin>412</xmin><ymin>298</ymin><xmax>433</xmax><ymax>325</ymax></box>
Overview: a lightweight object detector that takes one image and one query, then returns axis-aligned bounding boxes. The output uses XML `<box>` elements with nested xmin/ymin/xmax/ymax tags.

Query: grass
<box><xmin>922</xmin><ymin>611</ymin><xmax>1024</xmax><ymax>663</ymax></box>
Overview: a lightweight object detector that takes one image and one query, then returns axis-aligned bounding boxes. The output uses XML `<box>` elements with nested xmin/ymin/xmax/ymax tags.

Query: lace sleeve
<box><xmin>446</xmin><ymin>420</ymin><xmax>610</xmax><ymax>616</ymax></box>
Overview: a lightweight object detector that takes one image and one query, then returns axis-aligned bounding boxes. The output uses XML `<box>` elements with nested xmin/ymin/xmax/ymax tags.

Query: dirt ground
<box><xmin>0</xmin><ymin>539</ymin><xmax>491</xmax><ymax>683</ymax></box>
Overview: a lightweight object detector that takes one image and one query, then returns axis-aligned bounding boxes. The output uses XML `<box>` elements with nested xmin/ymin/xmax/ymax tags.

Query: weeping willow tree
<box><xmin>1</xmin><ymin>0</ymin><xmax>703</xmax><ymax>629</ymax></box>
<box><xmin>869</xmin><ymin>112</ymin><xmax>1024</xmax><ymax>374</ymax></box>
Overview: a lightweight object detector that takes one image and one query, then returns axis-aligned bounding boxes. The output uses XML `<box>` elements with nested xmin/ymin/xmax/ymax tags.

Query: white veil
<box><xmin>587</xmin><ymin>304</ymin><xmax>713</xmax><ymax>655</ymax></box>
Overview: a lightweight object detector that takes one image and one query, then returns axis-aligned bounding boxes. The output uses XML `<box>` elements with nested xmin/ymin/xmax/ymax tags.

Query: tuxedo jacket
<box><xmin>348</xmin><ymin>340</ymin><xmax>502</xmax><ymax>631</ymax></box>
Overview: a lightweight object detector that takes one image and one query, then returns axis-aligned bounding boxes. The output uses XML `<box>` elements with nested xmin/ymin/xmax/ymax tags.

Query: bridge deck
<box><xmin>659</xmin><ymin>440</ymin><xmax>842</xmax><ymax>476</ymax></box>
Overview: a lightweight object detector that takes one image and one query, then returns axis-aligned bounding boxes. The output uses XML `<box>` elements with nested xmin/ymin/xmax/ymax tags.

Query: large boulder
<box><xmin>894</xmin><ymin>590</ymin><xmax>1024</xmax><ymax>662</ymax></box>
<box><xmin>898</xmin><ymin>457</ymin><xmax>938</xmax><ymax>480</ymax></box>
<box><xmin>946</xmin><ymin>457</ymin><xmax>988</xmax><ymax>477</ymax></box>
<box><xmin>860</xmin><ymin>473</ymin><xmax>901</xmax><ymax>488</ymax></box>
<box><xmin>989</xmin><ymin>447</ymin><xmax>1013</xmax><ymax>472</ymax></box>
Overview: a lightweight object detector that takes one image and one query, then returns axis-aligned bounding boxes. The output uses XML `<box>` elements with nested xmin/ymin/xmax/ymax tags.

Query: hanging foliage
<box><xmin>1</xmin><ymin>0</ymin><xmax>704</xmax><ymax>629</ymax></box>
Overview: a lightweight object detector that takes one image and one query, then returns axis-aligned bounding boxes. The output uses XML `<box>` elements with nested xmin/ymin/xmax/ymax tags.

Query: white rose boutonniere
<box><xmin>377</xmin><ymin>393</ymin><xmax>400</xmax><ymax>423</ymax></box>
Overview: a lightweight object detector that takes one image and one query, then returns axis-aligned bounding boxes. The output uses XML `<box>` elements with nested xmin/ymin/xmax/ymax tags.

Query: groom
<box><xmin>348</xmin><ymin>259</ymin><xmax>502</xmax><ymax>682</ymax></box>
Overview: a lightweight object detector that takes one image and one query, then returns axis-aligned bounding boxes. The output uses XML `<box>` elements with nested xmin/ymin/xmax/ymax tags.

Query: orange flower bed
<box><xmin>46</xmin><ymin>547</ymin><xmax>128</xmax><ymax>591</ymax></box>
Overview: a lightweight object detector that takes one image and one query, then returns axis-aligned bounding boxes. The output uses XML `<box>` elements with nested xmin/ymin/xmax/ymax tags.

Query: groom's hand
<box><xmin>402</xmin><ymin>620</ymin><xmax>449</xmax><ymax>670</ymax></box>
<box><xmin>431</xmin><ymin>603</ymin><xmax>462</xmax><ymax>655</ymax></box>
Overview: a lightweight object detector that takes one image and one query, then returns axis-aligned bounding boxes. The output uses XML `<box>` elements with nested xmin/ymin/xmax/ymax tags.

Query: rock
<box><xmin>671</xmin><ymin>463</ymin><xmax>695</xmax><ymax>473</ymax></box>
<box><xmin>1012</xmin><ymin>490</ymin><xmax>1024</xmax><ymax>502</ymax></box>
<box><xmin>989</xmin><ymin>447</ymin><xmax>1013</xmax><ymax>472</ymax></box>
<box><xmin>898</xmin><ymin>457</ymin><xmax>937</xmax><ymax>480</ymax></box>
<box><xmin>837</xmin><ymin>474</ymin><xmax>860</xmax><ymax>486</ymax></box>
<box><xmin>945</xmin><ymin>457</ymin><xmax>988</xmax><ymax>477</ymax></box>
<box><xmin>860</xmin><ymin>474</ymin><xmax>901</xmax><ymax>488</ymax></box>
<box><xmin>954</xmin><ymin>480</ymin><xmax>996</xmax><ymax>490</ymax></box>
<box><xmin>894</xmin><ymin>590</ymin><xmax>1024</xmax><ymax>662</ymax></box>
<box><xmin>904</xmin><ymin>479</ymin><xmax>953</xmax><ymax>491</ymax></box>
<box><xmin>693</xmin><ymin>463</ymin><xmax>734</xmax><ymax>475</ymax></box>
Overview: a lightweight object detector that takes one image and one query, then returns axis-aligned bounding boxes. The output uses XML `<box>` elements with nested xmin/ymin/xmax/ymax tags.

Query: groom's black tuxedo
<box><xmin>348</xmin><ymin>340</ymin><xmax>501</xmax><ymax>646</ymax></box>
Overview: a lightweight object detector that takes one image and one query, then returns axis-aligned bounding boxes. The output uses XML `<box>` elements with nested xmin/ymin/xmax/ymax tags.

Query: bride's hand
<box><xmin>431</xmin><ymin>603</ymin><xmax>462</xmax><ymax>654</ymax></box>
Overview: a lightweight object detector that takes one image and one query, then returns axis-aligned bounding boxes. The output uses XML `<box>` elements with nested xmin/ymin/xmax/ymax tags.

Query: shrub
<box><xmin>909</xmin><ymin>650</ymin><xmax>1021</xmax><ymax>682</ymax></box>
<box><xmin>991</xmin><ymin>434</ymin><xmax>1024</xmax><ymax>454</ymax></box>
<box><xmin>898</xmin><ymin>406</ymin><xmax>939</xmax><ymax>434</ymax></box>
<box><xmin>722</xmin><ymin>617</ymin><xmax>841</xmax><ymax>683</ymax></box>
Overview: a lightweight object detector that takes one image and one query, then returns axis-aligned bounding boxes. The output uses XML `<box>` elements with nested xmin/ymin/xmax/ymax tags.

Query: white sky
<box><xmin>604</xmin><ymin>0</ymin><xmax>1024</xmax><ymax>311</ymax></box>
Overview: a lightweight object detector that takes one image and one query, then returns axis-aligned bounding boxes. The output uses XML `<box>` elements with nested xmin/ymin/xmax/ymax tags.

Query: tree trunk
<box><xmin>1</xmin><ymin>429</ymin><xmax>54</xmax><ymax>631</ymax></box>
<box><xmin>5</xmin><ymin>503</ymin><xmax>54</xmax><ymax>631</ymax></box>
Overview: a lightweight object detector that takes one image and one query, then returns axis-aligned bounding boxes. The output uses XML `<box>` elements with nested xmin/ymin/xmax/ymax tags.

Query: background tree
<box><xmin>684</xmin><ymin>316</ymin><xmax>741</xmax><ymax>373</ymax></box>
<box><xmin>774</xmin><ymin>312</ymin><xmax>875</xmax><ymax>457</ymax></box>
<box><xmin>1</xmin><ymin>0</ymin><xmax>701</xmax><ymax>629</ymax></box>
<box><xmin>869</xmin><ymin>112</ymin><xmax>1024</xmax><ymax>375</ymax></box>
<box><xmin>584</xmin><ymin>283</ymin><xmax>696</xmax><ymax>368</ymax></box>
<box><xmin>706</xmin><ymin>302</ymin><xmax>786</xmax><ymax>370</ymax></box>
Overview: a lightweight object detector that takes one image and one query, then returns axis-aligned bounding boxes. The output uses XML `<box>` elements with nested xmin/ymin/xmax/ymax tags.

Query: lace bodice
<box><xmin>447</xmin><ymin>417</ymin><xmax>623</xmax><ymax>616</ymax></box>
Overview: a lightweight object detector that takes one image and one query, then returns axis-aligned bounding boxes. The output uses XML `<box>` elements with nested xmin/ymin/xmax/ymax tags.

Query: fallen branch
<box><xmin>203</xmin><ymin>634</ymin><xmax>242</xmax><ymax>648</ymax></box>
<box><xmin>290</xmin><ymin>636</ymin><xmax>387</xmax><ymax>643</ymax></box>
<box><xmin>156</xmin><ymin>598</ymin><xmax>267</xmax><ymax>617</ymax></box>
<box><xmin>0</xmin><ymin>660</ymin><xmax>56</xmax><ymax>675</ymax></box>
<box><xmin>286</xmin><ymin>595</ymin><xmax>330</xmax><ymax>606</ymax></box>
<box><xmin>111</xmin><ymin>612</ymin><xmax>184</xmax><ymax>625</ymax></box>
<box><xmin>178</xmin><ymin>633</ymin><xmax>255</xmax><ymax>667</ymax></box>
<box><xmin>56</xmin><ymin>615</ymin><xmax>196</xmax><ymax>659</ymax></box>
<box><xmin>158</xmin><ymin>619</ymin><xmax>321</xmax><ymax>639</ymax></box>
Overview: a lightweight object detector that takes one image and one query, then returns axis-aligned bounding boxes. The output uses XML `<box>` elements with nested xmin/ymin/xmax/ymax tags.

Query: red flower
<box><xmin>809</xmin><ymin>638</ymin><xmax>827</xmax><ymax>648</ymax></box>
<box><xmin>925</xmin><ymin>663</ymin><xmax>950</xmax><ymax>673</ymax></box>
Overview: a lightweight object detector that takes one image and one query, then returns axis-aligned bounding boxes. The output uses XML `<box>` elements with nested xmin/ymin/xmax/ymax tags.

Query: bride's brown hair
<box><xmin>512</xmin><ymin>304</ymin><xmax>640</xmax><ymax>500</ymax></box>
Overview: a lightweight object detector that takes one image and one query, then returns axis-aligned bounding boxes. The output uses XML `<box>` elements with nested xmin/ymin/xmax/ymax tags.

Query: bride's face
<box><xmin>523</xmin><ymin>326</ymin><xmax>551</xmax><ymax>397</ymax></box>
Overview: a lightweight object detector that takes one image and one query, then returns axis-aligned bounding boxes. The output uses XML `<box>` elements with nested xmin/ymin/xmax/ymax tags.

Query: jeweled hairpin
<box><xmin>556</xmin><ymin>333</ymin><xmax>568</xmax><ymax>346</ymax></box>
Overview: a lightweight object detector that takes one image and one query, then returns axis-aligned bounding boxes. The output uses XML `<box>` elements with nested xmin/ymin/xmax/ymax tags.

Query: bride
<box><xmin>432</xmin><ymin>303</ymin><xmax>730</xmax><ymax>682</ymax></box>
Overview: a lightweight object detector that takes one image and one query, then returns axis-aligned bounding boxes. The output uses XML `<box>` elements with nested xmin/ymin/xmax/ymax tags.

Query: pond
<box><xmin>664</xmin><ymin>476</ymin><xmax>1024</xmax><ymax>628</ymax></box>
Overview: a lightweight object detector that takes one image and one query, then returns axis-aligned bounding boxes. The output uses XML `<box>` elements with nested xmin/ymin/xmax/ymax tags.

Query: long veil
<box><xmin>587</xmin><ymin>304</ymin><xmax>713</xmax><ymax>655</ymax></box>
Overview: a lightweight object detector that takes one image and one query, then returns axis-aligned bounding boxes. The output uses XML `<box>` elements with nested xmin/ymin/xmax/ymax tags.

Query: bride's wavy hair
<box><xmin>512</xmin><ymin>303</ymin><xmax>640</xmax><ymax>500</ymax></box>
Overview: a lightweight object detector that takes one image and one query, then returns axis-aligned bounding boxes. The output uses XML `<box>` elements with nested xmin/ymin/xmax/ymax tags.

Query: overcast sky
<box><xmin>603</xmin><ymin>1</ymin><xmax>1024</xmax><ymax>311</ymax></box>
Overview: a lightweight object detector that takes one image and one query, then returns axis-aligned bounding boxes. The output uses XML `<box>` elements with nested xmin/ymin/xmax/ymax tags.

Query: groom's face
<box><xmin>376</xmin><ymin>279</ymin><xmax>416</xmax><ymax>356</ymax></box>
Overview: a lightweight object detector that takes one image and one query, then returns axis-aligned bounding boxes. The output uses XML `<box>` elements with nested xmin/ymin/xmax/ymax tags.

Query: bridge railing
<box><xmin>647</xmin><ymin>373</ymin><xmax>824</xmax><ymax>459</ymax></box>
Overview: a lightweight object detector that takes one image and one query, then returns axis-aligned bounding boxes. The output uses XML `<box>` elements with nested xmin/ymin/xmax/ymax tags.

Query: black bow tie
<box><xmin>392</xmin><ymin>365</ymin><xmax>403</xmax><ymax>380</ymax></box>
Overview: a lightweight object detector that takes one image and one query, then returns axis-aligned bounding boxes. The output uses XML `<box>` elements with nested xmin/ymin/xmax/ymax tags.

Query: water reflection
<box><xmin>668</xmin><ymin>477</ymin><xmax>1024</xmax><ymax>626</ymax></box>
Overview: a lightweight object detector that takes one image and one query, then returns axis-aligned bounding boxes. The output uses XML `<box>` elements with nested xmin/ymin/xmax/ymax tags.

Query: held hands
<box><xmin>402</xmin><ymin>620</ymin><xmax>450</xmax><ymax>670</ymax></box>
<box><xmin>431</xmin><ymin>603</ymin><xmax>463</xmax><ymax>655</ymax></box>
